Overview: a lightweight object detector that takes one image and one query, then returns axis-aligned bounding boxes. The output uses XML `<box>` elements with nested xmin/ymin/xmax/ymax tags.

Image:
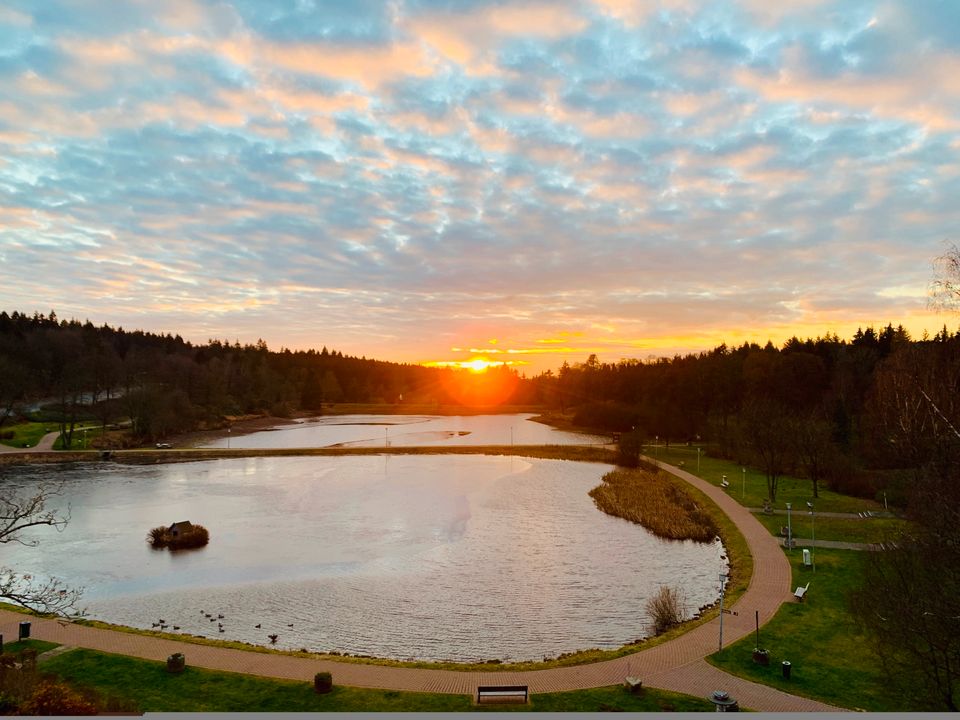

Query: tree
<box><xmin>790</xmin><ymin>408</ymin><xmax>836</xmax><ymax>498</ymax></box>
<box><xmin>851</xmin><ymin>454</ymin><xmax>960</xmax><ymax>711</ymax></box>
<box><xmin>740</xmin><ymin>399</ymin><xmax>792</xmax><ymax>503</ymax></box>
<box><xmin>930</xmin><ymin>241</ymin><xmax>960</xmax><ymax>312</ymax></box>
<box><xmin>0</xmin><ymin>483</ymin><xmax>83</xmax><ymax>615</ymax></box>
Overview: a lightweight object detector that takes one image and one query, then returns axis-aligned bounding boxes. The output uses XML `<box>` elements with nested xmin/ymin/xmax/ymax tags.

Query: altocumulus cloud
<box><xmin>0</xmin><ymin>0</ymin><xmax>958</xmax><ymax>370</ymax></box>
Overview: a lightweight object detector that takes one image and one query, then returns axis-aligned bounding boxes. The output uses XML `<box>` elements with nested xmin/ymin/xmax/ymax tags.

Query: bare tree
<box><xmin>930</xmin><ymin>241</ymin><xmax>960</xmax><ymax>312</ymax></box>
<box><xmin>740</xmin><ymin>399</ymin><xmax>792</xmax><ymax>502</ymax></box>
<box><xmin>851</xmin><ymin>457</ymin><xmax>960</xmax><ymax>711</ymax></box>
<box><xmin>0</xmin><ymin>483</ymin><xmax>83</xmax><ymax>615</ymax></box>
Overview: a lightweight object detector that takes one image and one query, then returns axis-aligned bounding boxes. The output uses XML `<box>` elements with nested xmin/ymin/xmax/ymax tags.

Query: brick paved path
<box><xmin>1</xmin><ymin>456</ymin><xmax>841</xmax><ymax>712</ymax></box>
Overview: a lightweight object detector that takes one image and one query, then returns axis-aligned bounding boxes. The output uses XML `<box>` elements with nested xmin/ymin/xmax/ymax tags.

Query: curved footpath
<box><xmin>0</xmin><ymin>454</ymin><xmax>840</xmax><ymax>712</ymax></box>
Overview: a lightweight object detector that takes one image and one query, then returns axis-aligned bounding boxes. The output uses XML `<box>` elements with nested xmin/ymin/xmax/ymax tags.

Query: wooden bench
<box><xmin>721</xmin><ymin>479</ymin><xmax>730</xmax><ymax>488</ymax></box>
<box><xmin>477</xmin><ymin>685</ymin><xmax>528</xmax><ymax>704</ymax></box>
<box><xmin>794</xmin><ymin>582</ymin><xmax>810</xmax><ymax>601</ymax></box>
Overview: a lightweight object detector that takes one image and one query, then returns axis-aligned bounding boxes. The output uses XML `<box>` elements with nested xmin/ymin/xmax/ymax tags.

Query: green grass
<box><xmin>1</xmin><ymin>639</ymin><xmax>59</xmax><ymax>655</ymax></box>
<box><xmin>40</xmin><ymin>648</ymin><xmax>714</xmax><ymax>712</ymax></box>
<box><xmin>52</xmin><ymin>423</ymin><xmax>99</xmax><ymax>450</ymax></box>
<box><xmin>751</xmin><ymin>512</ymin><xmax>911</xmax><ymax>545</ymax></box>
<box><xmin>0</xmin><ymin>421</ymin><xmax>50</xmax><ymax>449</ymax></box>
<box><xmin>707</xmin><ymin>548</ymin><xmax>931</xmax><ymax>712</ymax></box>
<box><xmin>649</xmin><ymin>444</ymin><xmax>884</xmax><ymax>514</ymax></box>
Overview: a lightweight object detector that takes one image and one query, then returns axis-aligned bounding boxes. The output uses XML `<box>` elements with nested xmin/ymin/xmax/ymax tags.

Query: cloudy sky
<box><xmin>2</xmin><ymin>1</ymin><xmax>958</xmax><ymax>373</ymax></box>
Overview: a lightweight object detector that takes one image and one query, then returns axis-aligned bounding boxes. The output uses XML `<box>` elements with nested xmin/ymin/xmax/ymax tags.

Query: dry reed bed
<box><xmin>589</xmin><ymin>468</ymin><xmax>719</xmax><ymax>542</ymax></box>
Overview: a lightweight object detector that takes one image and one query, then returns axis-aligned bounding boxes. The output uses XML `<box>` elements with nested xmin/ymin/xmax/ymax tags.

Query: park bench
<box><xmin>477</xmin><ymin>685</ymin><xmax>528</xmax><ymax>704</ymax></box>
<box><xmin>721</xmin><ymin>478</ymin><xmax>730</xmax><ymax>488</ymax></box>
<box><xmin>794</xmin><ymin>582</ymin><xmax>810</xmax><ymax>601</ymax></box>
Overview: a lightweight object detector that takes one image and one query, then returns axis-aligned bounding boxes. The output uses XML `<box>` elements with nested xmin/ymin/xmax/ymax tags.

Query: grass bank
<box><xmin>646</xmin><ymin>444</ymin><xmax>884</xmax><ymax>515</ymax></box>
<box><xmin>707</xmin><ymin>548</ymin><xmax>929</xmax><ymax>712</ymax></box>
<box><xmin>40</xmin><ymin>648</ymin><xmax>714</xmax><ymax>712</ymax></box>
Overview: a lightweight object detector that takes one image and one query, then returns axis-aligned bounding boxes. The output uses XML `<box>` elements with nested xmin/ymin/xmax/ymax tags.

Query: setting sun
<box><xmin>464</xmin><ymin>357</ymin><xmax>499</xmax><ymax>373</ymax></box>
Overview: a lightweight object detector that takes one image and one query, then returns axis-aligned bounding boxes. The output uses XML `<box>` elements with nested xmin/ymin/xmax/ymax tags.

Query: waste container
<box><xmin>802</xmin><ymin>549</ymin><xmax>811</xmax><ymax>566</ymax></box>
<box><xmin>18</xmin><ymin>622</ymin><xmax>30</xmax><ymax>640</ymax></box>
<box><xmin>782</xmin><ymin>660</ymin><xmax>792</xmax><ymax>679</ymax></box>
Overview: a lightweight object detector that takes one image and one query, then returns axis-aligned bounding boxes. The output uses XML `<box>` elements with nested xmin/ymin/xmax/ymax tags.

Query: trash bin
<box><xmin>18</xmin><ymin>622</ymin><xmax>30</xmax><ymax>640</ymax></box>
<box><xmin>802</xmin><ymin>549</ymin><xmax>811</xmax><ymax>566</ymax></box>
<box><xmin>782</xmin><ymin>660</ymin><xmax>792</xmax><ymax>679</ymax></box>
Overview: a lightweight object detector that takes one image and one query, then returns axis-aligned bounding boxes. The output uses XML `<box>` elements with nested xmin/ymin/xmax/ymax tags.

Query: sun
<box><xmin>464</xmin><ymin>357</ymin><xmax>498</xmax><ymax>373</ymax></box>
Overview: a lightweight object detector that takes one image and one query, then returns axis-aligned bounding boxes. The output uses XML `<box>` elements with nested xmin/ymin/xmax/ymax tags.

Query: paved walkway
<box><xmin>1</xmin><ymin>454</ymin><xmax>841</xmax><ymax>712</ymax></box>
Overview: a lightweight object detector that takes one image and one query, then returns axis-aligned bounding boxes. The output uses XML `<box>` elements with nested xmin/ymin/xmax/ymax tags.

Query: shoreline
<box><xmin>173</xmin><ymin>404</ymin><xmax>552</xmax><ymax>449</ymax></box>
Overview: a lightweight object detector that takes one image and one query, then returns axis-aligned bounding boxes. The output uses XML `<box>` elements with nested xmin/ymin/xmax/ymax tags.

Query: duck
<box><xmin>255</xmin><ymin>623</ymin><xmax>261</xmax><ymax>629</ymax></box>
<box><xmin>173</xmin><ymin>626</ymin><xmax>180</xmax><ymax>631</ymax></box>
<box><xmin>268</xmin><ymin>634</ymin><xmax>278</xmax><ymax>643</ymax></box>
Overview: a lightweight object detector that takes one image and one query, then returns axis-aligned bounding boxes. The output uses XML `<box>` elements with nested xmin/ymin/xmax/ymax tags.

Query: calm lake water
<box><xmin>3</xmin><ymin>454</ymin><xmax>726</xmax><ymax>662</ymax></box>
<box><xmin>198</xmin><ymin>413</ymin><xmax>609</xmax><ymax>449</ymax></box>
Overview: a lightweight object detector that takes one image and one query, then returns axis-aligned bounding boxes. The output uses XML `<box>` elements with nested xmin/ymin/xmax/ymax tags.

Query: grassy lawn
<box><xmin>2</xmin><ymin>639</ymin><xmax>60</xmax><ymax>655</ymax></box>
<box><xmin>751</xmin><ymin>511</ymin><xmax>910</xmax><ymax>545</ymax></box>
<box><xmin>707</xmin><ymin>548</ymin><xmax>930</xmax><ymax>712</ymax></box>
<box><xmin>40</xmin><ymin>648</ymin><xmax>714</xmax><ymax>712</ymax></box>
<box><xmin>51</xmin><ymin>422</ymin><xmax>100</xmax><ymax>450</ymax></box>
<box><xmin>0</xmin><ymin>421</ymin><xmax>51</xmax><ymax>448</ymax></box>
<box><xmin>649</xmin><ymin>444</ymin><xmax>885</xmax><ymax>514</ymax></box>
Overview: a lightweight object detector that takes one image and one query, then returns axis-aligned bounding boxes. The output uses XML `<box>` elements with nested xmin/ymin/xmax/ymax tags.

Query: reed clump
<box><xmin>147</xmin><ymin>523</ymin><xmax>209</xmax><ymax>550</ymax></box>
<box><xmin>589</xmin><ymin>468</ymin><xmax>718</xmax><ymax>542</ymax></box>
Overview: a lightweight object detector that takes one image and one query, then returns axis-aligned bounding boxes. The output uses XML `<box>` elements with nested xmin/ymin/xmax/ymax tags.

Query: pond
<box><xmin>3</xmin><ymin>454</ymin><xmax>726</xmax><ymax>663</ymax></box>
<box><xmin>197</xmin><ymin>413</ymin><xmax>609</xmax><ymax>449</ymax></box>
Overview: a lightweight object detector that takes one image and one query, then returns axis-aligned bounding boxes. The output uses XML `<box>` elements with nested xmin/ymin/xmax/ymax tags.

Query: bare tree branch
<box><xmin>0</xmin><ymin>481</ymin><xmax>83</xmax><ymax>616</ymax></box>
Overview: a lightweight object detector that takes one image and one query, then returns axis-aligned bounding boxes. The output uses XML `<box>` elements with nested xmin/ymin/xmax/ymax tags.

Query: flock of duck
<box><xmin>149</xmin><ymin>611</ymin><xmax>296</xmax><ymax>645</ymax></box>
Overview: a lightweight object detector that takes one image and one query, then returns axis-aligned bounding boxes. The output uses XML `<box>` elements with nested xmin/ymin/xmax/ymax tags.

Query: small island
<box><xmin>148</xmin><ymin>521</ymin><xmax>209</xmax><ymax>550</ymax></box>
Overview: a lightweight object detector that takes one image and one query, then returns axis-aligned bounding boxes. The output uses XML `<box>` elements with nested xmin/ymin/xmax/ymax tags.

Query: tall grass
<box><xmin>589</xmin><ymin>468</ymin><xmax>719</xmax><ymax>542</ymax></box>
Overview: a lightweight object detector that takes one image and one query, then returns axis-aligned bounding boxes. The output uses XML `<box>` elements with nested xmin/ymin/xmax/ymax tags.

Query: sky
<box><xmin>1</xmin><ymin>0</ymin><xmax>958</xmax><ymax>374</ymax></box>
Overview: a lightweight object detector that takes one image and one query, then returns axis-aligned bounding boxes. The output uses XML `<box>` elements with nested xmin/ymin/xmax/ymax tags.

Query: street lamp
<box><xmin>718</xmin><ymin>572</ymin><xmax>728</xmax><ymax>652</ymax></box>
<box><xmin>741</xmin><ymin>467</ymin><xmax>746</xmax><ymax>500</ymax></box>
<box><xmin>696</xmin><ymin>446</ymin><xmax>702</xmax><ymax>473</ymax></box>
<box><xmin>786</xmin><ymin>503</ymin><xmax>793</xmax><ymax>551</ymax></box>
<box><xmin>807</xmin><ymin>501</ymin><xmax>816</xmax><ymax>573</ymax></box>
<box><xmin>227</xmin><ymin>426</ymin><xmax>231</xmax><ymax>449</ymax></box>
<box><xmin>654</xmin><ymin>435</ymin><xmax>658</xmax><ymax>461</ymax></box>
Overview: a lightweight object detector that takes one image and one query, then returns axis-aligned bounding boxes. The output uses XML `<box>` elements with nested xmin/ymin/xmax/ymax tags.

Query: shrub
<box><xmin>646</xmin><ymin>586</ymin><xmax>686</xmax><ymax>635</ymax></box>
<box><xmin>19</xmin><ymin>679</ymin><xmax>99</xmax><ymax>715</ymax></box>
<box><xmin>313</xmin><ymin>671</ymin><xmax>333</xmax><ymax>694</ymax></box>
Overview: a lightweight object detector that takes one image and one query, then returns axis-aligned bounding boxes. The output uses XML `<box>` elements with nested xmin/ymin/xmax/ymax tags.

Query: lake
<box><xmin>198</xmin><ymin>413</ymin><xmax>610</xmax><ymax>449</ymax></box>
<box><xmin>3</xmin><ymin>454</ymin><xmax>726</xmax><ymax>663</ymax></box>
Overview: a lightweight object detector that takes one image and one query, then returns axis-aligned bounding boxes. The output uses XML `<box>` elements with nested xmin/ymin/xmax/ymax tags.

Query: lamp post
<box><xmin>227</xmin><ymin>426</ymin><xmax>231</xmax><ymax>449</ymax></box>
<box><xmin>786</xmin><ymin>502</ymin><xmax>792</xmax><ymax>551</ymax></box>
<box><xmin>807</xmin><ymin>502</ymin><xmax>816</xmax><ymax>573</ymax></box>
<box><xmin>741</xmin><ymin>467</ymin><xmax>746</xmax><ymax>500</ymax></box>
<box><xmin>697</xmin><ymin>446</ymin><xmax>702</xmax><ymax>474</ymax></box>
<box><xmin>654</xmin><ymin>435</ymin><xmax>658</xmax><ymax>461</ymax></box>
<box><xmin>718</xmin><ymin>572</ymin><xmax>728</xmax><ymax>652</ymax></box>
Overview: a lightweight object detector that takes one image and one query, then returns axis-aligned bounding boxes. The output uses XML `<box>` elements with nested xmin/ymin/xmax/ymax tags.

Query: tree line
<box><xmin>531</xmin><ymin>322</ymin><xmax>960</xmax><ymax>504</ymax></box>
<box><xmin>0</xmin><ymin>310</ymin><xmax>540</xmax><ymax>445</ymax></box>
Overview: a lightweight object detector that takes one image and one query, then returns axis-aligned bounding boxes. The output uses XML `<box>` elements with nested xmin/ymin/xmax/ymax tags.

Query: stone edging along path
<box><xmin>1</xmin><ymin>453</ymin><xmax>841</xmax><ymax>712</ymax></box>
